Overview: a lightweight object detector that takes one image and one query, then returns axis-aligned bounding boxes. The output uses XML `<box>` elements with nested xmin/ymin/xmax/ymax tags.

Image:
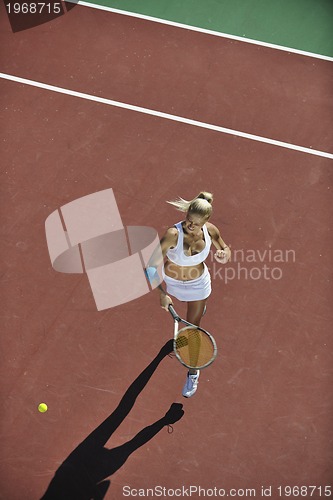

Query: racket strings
<box><xmin>174</xmin><ymin>327</ymin><xmax>216</xmax><ymax>369</ymax></box>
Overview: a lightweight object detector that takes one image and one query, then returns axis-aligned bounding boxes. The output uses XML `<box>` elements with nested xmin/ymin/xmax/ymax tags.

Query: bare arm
<box><xmin>147</xmin><ymin>227</ymin><xmax>178</xmax><ymax>268</ymax></box>
<box><xmin>146</xmin><ymin>227</ymin><xmax>178</xmax><ymax>310</ymax></box>
<box><xmin>207</xmin><ymin>222</ymin><xmax>231</xmax><ymax>263</ymax></box>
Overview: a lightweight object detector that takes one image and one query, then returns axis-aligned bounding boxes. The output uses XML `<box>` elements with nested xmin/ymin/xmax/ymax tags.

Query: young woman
<box><xmin>147</xmin><ymin>192</ymin><xmax>230</xmax><ymax>398</ymax></box>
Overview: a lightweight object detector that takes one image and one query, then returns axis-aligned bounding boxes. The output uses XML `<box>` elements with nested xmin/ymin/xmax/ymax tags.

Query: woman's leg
<box><xmin>185</xmin><ymin>299</ymin><xmax>207</xmax><ymax>376</ymax></box>
<box><xmin>186</xmin><ymin>299</ymin><xmax>207</xmax><ymax>327</ymax></box>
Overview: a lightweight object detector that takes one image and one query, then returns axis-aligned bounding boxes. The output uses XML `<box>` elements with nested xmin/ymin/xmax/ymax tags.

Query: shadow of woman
<box><xmin>41</xmin><ymin>339</ymin><xmax>184</xmax><ymax>500</ymax></box>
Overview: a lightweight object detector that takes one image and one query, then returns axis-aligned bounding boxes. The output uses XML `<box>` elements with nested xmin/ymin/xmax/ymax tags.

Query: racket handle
<box><xmin>168</xmin><ymin>304</ymin><xmax>180</xmax><ymax>320</ymax></box>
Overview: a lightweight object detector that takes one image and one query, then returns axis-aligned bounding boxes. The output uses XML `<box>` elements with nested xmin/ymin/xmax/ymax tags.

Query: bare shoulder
<box><xmin>206</xmin><ymin>222</ymin><xmax>220</xmax><ymax>238</ymax></box>
<box><xmin>161</xmin><ymin>226</ymin><xmax>178</xmax><ymax>247</ymax></box>
<box><xmin>165</xmin><ymin>226</ymin><xmax>178</xmax><ymax>239</ymax></box>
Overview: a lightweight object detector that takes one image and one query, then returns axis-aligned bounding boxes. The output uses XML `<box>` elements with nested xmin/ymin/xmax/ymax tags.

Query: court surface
<box><xmin>1</xmin><ymin>2</ymin><xmax>333</xmax><ymax>499</ymax></box>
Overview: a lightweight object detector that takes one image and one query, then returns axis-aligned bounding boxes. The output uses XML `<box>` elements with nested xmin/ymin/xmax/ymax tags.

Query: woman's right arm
<box><xmin>146</xmin><ymin>228</ymin><xmax>178</xmax><ymax>310</ymax></box>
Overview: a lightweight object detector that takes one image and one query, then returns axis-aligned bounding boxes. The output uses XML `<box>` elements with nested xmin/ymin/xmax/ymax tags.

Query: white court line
<box><xmin>68</xmin><ymin>0</ymin><xmax>333</xmax><ymax>62</ymax></box>
<box><xmin>1</xmin><ymin>72</ymin><xmax>333</xmax><ymax>160</ymax></box>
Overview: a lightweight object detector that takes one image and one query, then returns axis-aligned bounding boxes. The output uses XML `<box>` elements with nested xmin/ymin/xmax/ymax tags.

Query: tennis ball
<box><xmin>38</xmin><ymin>403</ymin><xmax>48</xmax><ymax>413</ymax></box>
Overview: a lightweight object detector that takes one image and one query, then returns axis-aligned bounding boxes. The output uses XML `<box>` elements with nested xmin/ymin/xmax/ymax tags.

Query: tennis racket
<box><xmin>168</xmin><ymin>305</ymin><xmax>217</xmax><ymax>370</ymax></box>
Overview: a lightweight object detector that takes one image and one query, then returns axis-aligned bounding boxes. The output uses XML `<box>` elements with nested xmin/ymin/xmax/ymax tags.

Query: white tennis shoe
<box><xmin>182</xmin><ymin>371</ymin><xmax>200</xmax><ymax>398</ymax></box>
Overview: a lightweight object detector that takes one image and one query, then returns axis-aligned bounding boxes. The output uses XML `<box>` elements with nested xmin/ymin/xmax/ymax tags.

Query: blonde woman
<box><xmin>146</xmin><ymin>192</ymin><xmax>231</xmax><ymax>398</ymax></box>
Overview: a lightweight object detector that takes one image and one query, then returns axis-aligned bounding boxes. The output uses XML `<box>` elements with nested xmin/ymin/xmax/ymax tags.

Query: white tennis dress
<box><xmin>162</xmin><ymin>221</ymin><xmax>212</xmax><ymax>301</ymax></box>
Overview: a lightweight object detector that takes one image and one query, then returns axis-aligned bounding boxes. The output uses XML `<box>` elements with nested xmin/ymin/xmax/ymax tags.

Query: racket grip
<box><xmin>168</xmin><ymin>304</ymin><xmax>179</xmax><ymax>320</ymax></box>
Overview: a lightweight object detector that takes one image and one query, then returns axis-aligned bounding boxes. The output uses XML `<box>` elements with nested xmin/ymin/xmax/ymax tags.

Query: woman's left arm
<box><xmin>207</xmin><ymin>223</ymin><xmax>231</xmax><ymax>263</ymax></box>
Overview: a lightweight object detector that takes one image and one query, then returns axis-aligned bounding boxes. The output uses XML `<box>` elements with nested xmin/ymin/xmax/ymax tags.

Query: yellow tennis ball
<box><xmin>38</xmin><ymin>403</ymin><xmax>48</xmax><ymax>413</ymax></box>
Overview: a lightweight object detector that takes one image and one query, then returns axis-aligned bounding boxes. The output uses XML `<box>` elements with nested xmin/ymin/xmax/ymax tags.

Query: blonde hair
<box><xmin>167</xmin><ymin>191</ymin><xmax>213</xmax><ymax>218</ymax></box>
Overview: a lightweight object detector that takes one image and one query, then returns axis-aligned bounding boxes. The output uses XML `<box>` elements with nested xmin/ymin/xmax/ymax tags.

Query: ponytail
<box><xmin>167</xmin><ymin>191</ymin><xmax>213</xmax><ymax>218</ymax></box>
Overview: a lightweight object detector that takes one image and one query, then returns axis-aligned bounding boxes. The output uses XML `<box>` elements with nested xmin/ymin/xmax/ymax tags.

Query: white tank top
<box><xmin>166</xmin><ymin>221</ymin><xmax>212</xmax><ymax>267</ymax></box>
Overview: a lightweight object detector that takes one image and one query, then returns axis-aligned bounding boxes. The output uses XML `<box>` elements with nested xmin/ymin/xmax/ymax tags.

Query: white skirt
<box><xmin>162</xmin><ymin>264</ymin><xmax>211</xmax><ymax>302</ymax></box>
